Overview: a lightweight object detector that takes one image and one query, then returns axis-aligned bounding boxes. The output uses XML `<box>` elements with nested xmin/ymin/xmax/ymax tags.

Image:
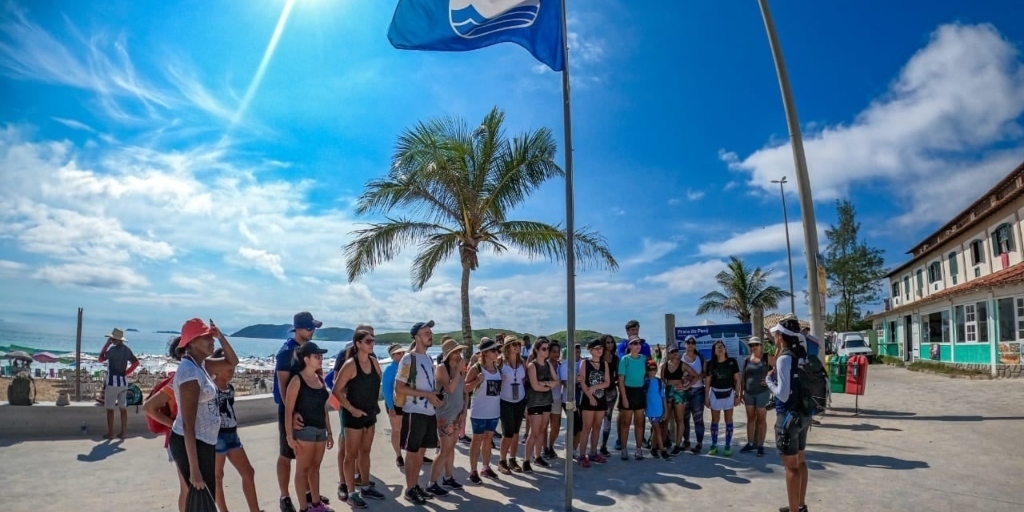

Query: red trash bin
<box><xmin>845</xmin><ymin>355</ymin><xmax>868</xmax><ymax>395</ymax></box>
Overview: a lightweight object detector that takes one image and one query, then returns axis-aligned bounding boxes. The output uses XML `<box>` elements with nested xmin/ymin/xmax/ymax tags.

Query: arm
<box><xmin>733</xmin><ymin>361</ymin><xmax>743</xmax><ymax>405</ymax></box>
<box><xmin>126</xmin><ymin>348</ymin><xmax>140</xmax><ymax>376</ymax></box>
<box><xmin>331</xmin><ymin>360</ymin><xmax>364</xmax><ymax>417</ymax></box>
<box><xmin>527</xmin><ymin>362</ymin><xmax>548</xmax><ymax>392</ymax></box>
<box><xmin>437</xmin><ymin>363</ymin><xmax>459</xmax><ymax>394</ymax></box>
<box><xmin>465</xmin><ymin>365</ymin><xmax>483</xmax><ymax>392</ymax></box>
<box><xmin>284</xmin><ymin>377</ymin><xmax>301</xmax><ymax>451</ymax></box>
<box><xmin>766</xmin><ymin>355</ymin><xmax>791</xmax><ymax>401</ymax></box>
<box><xmin>205</xmin><ymin>322</ymin><xmax>239</xmax><ymax>376</ymax></box>
<box><xmin>97</xmin><ymin>339</ymin><xmax>113</xmax><ymax>363</ymax></box>
<box><xmin>394</xmin><ymin>357</ymin><xmax>442</xmax><ymax>406</ymax></box>
<box><xmin>322</xmin><ymin>375</ymin><xmax>333</xmax><ymax>444</ymax></box>
<box><xmin>143</xmin><ymin>389</ymin><xmax>173</xmax><ymax>428</ymax></box>
<box><xmin>177</xmin><ymin>379</ymin><xmax>204</xmax><ymax>488</ymax></box>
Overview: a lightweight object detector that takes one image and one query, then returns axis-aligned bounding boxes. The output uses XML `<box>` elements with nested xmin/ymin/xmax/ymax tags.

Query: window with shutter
<box><xmin>948</xmin><ymin>252</ymin><xmax>958</xmax><ymax>276</ymax></box>
<box><xmin>970</xmin><ymin>240</ymin><xmax>985</xmax><ymax>265</ymax></box>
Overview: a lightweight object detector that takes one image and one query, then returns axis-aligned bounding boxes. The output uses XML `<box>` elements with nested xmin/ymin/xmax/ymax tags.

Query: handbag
<box><xmin>186</xmin><ymin>486</ymin><xmax>217</xmax><ymax>512</ymax></box>
<box><xmin>712</xmin><ymin>388</ymin><xmax>733</xmax><ymax>400</ymax></box>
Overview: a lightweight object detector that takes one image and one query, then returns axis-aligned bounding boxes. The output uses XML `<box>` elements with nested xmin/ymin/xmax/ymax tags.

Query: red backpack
<box><xmin>145</xmin><ymin>373</ymin><xmax>177</xmax><ymax>436</ymax></box>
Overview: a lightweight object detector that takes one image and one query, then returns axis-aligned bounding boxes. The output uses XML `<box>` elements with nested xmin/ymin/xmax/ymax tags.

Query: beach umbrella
<box><xmin>32</xmin><ymin>352</ymin><xmax>59</xmax><ymax>363</ymax></box>
<box><xmin>4</xmin><ymin>351</ymin><xmax>32</xmax><ymax>362</ymax></box>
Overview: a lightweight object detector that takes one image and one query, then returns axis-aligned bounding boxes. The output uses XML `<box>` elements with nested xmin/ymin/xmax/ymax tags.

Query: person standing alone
<box><xmin>98</xmin><ymin>327</ymin><xmax>139</xmax><ymax>439</ymax></box>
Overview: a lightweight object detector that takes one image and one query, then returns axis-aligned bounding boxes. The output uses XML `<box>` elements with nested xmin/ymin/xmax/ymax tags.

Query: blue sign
<box><xmin>674</xmin><ymin>323</ymin><xmax>753</xmax><ymax>360</ymax></box>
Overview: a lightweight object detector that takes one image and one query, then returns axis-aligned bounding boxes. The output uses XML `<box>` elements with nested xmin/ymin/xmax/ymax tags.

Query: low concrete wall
<box><xmin>0</xmin><ymin>393</ymin><xmax>279</xmax><ymax>439</ymax></box>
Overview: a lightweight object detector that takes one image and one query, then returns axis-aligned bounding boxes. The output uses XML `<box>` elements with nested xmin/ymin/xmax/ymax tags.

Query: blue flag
<box><xmin>388</xmin><ymin>0</ymin><xmax>566</xmax><ymax>72</ymax></box>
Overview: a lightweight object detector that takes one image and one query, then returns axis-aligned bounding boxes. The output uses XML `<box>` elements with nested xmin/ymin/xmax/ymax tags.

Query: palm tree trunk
<box><xmin>460</xmin><ymin>261</ymin><xmax>473</xmax><ymax>346</ymax></box>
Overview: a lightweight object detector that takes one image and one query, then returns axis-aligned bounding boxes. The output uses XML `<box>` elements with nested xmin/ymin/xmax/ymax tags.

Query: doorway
<box><xmin>903</xmin><ymin>315</ymin><xmax>913</xmax><ymax>362</ymax></box>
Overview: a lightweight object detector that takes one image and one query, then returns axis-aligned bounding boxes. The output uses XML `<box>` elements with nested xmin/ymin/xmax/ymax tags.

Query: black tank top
<box><xmin>584</xmin><ymin>359</ymin><xmax>606</xmax><ymax>399</ymax></box>
<box><xmin>295</xmin><ymin>375</ymin><xmax>329</xmax><ymax>429</ymax></box>
<box><xmin>663</xmin><ymin>360</ymin><xmax>685</xmax><ymax>380</ymax></box>
<box><xmin>343</xmin><ymin>357</ymin><xmax>381</xmax><ymax>420</ymax></box>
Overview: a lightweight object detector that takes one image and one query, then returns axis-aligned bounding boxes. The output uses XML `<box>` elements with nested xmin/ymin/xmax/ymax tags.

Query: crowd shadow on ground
<box><xmin>830</xmin><ymin>406</ymin><xmax>1024</xmax><ymax>423</ymax></box>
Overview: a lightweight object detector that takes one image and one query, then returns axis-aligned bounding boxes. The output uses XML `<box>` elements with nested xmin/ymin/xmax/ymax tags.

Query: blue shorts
<box><xmin>470</xmin><ymin>417</ymin><xmax>499</xmax><ymax>435</ymax></box>
<box><xmin>215</xmin><ymin>431</ymin><xmax>242</xmax><ymax>454</ymax></box>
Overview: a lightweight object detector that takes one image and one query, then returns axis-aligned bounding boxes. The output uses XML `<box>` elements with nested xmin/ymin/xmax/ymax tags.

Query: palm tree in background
<box><xmin>344</xmin><ymin>107</ymin><xmax>619</xmax><ymax>344</ymax></box>
<box><xmin>696</xmin><ymin>256</ymin><xmax>791</xmax><ymax>323</ymax></box>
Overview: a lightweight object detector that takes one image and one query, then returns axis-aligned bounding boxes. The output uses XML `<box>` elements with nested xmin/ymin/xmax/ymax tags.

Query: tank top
<box><xmin>471</xmin><ymin>364</ymin><xmax>502</xmax><ymax>419</ymax></box>
<box><xmin>683</xmin><ymin>353</ymin><xmax>704</xmax><ymax>389</ymax></box>
<box><xmin>295</xmin><ymin>374</ymin><xmax>329</xmax><ymax>430</ymax></box>
<box><xmin>499</xmin><ymin>359</ymin><xmax>526</xmax><ymax>403</ymax></box>
<box><xmin>583</xmin><ymin>359</ymin><xmax>606</xmax><ymax>399</ymax></box>
<box><xmin>216</xmin><ymin>383</ymin><xmax>237</xmax><ymax>432</ymax></box>
<box><xmin>343</xmin><ymin>357</ymin><xmax>381</xmax><ymax>422</ymax></box>
<box><xmin>744</xmin><ymin>356</ymin><xmax>770</xmax><ymax>395</ymax></box>
<box><xmin>525</xmin><ymin>360</ymin><xmax>554</xmax><ymax>408</ymax></box>
<box><xmin>435</xmin><ymin>361</ymin><xmax>465</xmax><ymax>421</ymax></box>
<box><xmin>663</xmin><ymin>360</ymin><xmax>685</xmax><ymax>381</ymax></box>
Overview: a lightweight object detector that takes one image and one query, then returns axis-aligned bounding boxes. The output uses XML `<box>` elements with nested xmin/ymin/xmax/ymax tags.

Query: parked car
<box><xmin>836</xmin><ymin>332</ymin><xmax>873</xmax><ymax>357</ymax></box>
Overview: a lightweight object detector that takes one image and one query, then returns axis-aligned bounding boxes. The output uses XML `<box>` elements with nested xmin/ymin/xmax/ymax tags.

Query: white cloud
<box><xmin>724</xmin><ymin>23</ymin><xmax>1024</xmax><ymax>229</ymax></box>
<box><xmin>697</xmin><ymin>222</ymin><xmax>825</xmax><ymax>258</ymax></box>
<box><xmin>51</xmin><ymin>117</ymin><xmax>96</xmax><ymax>133</ymax></box>
<box><xmin>686</xmin><ymin>189</ymin><xmax>705</xmax><ymax>201</ymax></box>
<box><xmin>642</xmin><ymin>259</ymin><xmax>728</xmax><ymax>294</ymax></box>
<box><xmin>667</xmin><ymin>198</ymin><xmax>682</xmax><ymax>206</ymax></box>
<box><xmin>625</xmin><ymin>238</ymin><xmax>677</xmax><ymax>265</ymax></box>
<box><xmin>235</xmin><ymin>247</ymin><xmax>286</xmax><ymax>280</ymax></box>
<box><xmin>33</xmin><ymin>263</ymin><xmax>148</xmax><ymax>289</ymax></box>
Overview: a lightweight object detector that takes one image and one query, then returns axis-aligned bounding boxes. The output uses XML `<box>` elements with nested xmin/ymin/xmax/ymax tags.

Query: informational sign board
<box><xmin>674</xmin><ymin>323</ymin><xmax>753</xmax><ymax>360</ymax></box>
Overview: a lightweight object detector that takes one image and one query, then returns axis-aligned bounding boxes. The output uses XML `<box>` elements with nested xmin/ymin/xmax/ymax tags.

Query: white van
<box><xmin>836</xmin><ymin>332</ymin><xmax>873</xmax><ymax>357</ymax></box>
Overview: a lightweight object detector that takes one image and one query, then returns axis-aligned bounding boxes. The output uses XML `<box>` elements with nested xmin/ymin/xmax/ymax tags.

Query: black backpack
<box><xmin>783</xmin><ymin>350</ymin><xmax>827</xmax><ymax>415</ymax></box>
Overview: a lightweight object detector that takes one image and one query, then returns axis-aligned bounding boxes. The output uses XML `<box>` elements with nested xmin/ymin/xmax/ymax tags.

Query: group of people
<box><xmin>141</xmin><ymin>312</ymin><xmax>816</xmax><ymax>512</ymax></box>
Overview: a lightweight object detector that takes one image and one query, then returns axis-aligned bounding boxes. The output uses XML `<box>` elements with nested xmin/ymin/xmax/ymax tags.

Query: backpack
<box><xmin>6</xmin><ymin>372</ymin><xmax>35</xmax><ymax>406</ymax></box>
<box><xmin>126</xmin><ymin>383</ymin><xmax>144</xmax><ymax>409</ymax></box>
<box><xmin>146</xmin><ymin>373</ymin><xmax>176</xmax><ymax>435</ymax></box>
<box><xmin>783</xmin><ymin>350</ymin><xmax>827</xmax><ymax>415</ymax></box>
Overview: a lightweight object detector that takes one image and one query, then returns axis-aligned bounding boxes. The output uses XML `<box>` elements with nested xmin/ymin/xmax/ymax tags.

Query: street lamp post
<box><xmin>772</xmin><ymin>177</ymin><xmax>796</xmax><ymax>314</ymax></box>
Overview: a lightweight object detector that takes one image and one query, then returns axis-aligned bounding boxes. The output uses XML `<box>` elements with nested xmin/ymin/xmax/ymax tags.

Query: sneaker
<box><xmin>620</xmin><ymin>450</ymin><xmax>628</xmax><ymax>461</ymax></box>
<box><xmin>614</xmin><ymin>439</ymin><xmax>622</xmax><ymax>451</ymax></box>
<box><xmin>778</xmin><ymin>507</ymin><xmax>808</xmax><ymax>512</ymax></box>
<box><xmin>469</xmin><ymin>471</ymin><xmax>482</xmax><ymax>484</ymax></box>
<box><xmin>361</xmin><ymin>486</ymin><xmax>385</xmax><ymax>500</ymax></box>
<box><xmin>442</xmin><ymin>476</ymin><xmax>464</xmax><ymax>490</ymax></box>
<box><xmin>590</xmin><ymin>453</ymin><xmax>607</xmax><ymax>464</ymax></box>
<box><xmin>692</xmin><ymin>443</ymin><xmax>702</xmax><ymax>455</ymax></box>
<box><xmin>681</xmin><ymin>441</ymin><xmax>692</xmax><ymax>451</ymax></box>
<box><xmin>579</xmin><ymin>455</ymin><xmax>591</xmax><ymax>468</ymax></box>
<box><xmin>491</xmin><ymin>439</ymin><xmax>499</xmax><ymax>450</ymax></box>
<box><xmin>599</xmin><ymin>445</ymin><xmax>611</xmax><ymax>457</ymax></box>
<box><xmin>671</xmin><ymin>446</ymin><xmax>683</xmax><ymax>456</ymax></box>
<box><xmin>347</xmin><ymin>493</ymin><xmax>367</xmax><ymax>509</ymax></box>
<box><xmin>481</xmin><ymin>467</ymin><xmax>499</xmax><ymax>480</ymax></box>
<box><xmin>280</xmin><ymin>496</ymin><xmax>297</xmax><ymax>512</ymax></box>
<box><xmin>635</xmin><ymin>448</ymin><xmax>645</xmax><ymax>460</ymax></box>
<box><xmin>659</xmin><ymin>449</ymin><xmax>671</xmax><ymax>460</ymax></box>
<box><xmin>521</xmin><ymin>460</ymin><xmax>533</xmax><ymax>473</ymax></box>
<box><xmin>425</xmin><ymin>482</ymin><xmax>449</xmax><ymax>497</ymax></box>
<box><xmin>314</xmin><ymin>504</ymin><xmax>335</xmax><ymax>512</ymax></box>
<box><xmin>498</xmin><ymin>460</ymin><xmax>512</xmax><ymax>475</ymax></box>
<box><xmin>423</xmin><ymin>456</ymin><xmax>433</xmax><ymax>464</ymax></box>
<box><xmin>414</xmin><ymin>485</ymin><xmax>434</xmax><ymax>500</ymax></box>
<box><xmin>337</xmin><ymin>483</ymin><xmax>348</xmax><ymax>502</ymax></box>
<box><xmin>757</xmin><ymin>446</ymin><xmax>766</xmax><ymax>457</ymax></box>
<box><xmin>396</xmin><ymin>455</ymin><xmax>405</xmax><ymax>468</ymax></box>
<box><xmin>404</xmin><ymin>488</ymin><xmax>426</xmax><ymax>505</ymax></box>
<box><xmin>459</xmin><ymin>435</ymin><xmax>472</xmax><ymax>444</ymax></box>
<box><xmin>508</xmin><ymin>458</ymin><xmax>523</xmax><ymax>473</ymax></box>
<box><xmin>308</xmin><ymin>492</ymin><xmax>330</xmax><ymax>505</ymax></box>
<box><xmin>740</xmin><ymin>443</ymin><xmax>755</xmax><ymax>453</ymax></box>
<box><xmin>708</xmin><ymin>445</ymin><xmax>719</xmax><ymax>456</ymax></box>
<box><xmin>724</xmin><ymin>446</ymin><xmax>733</xmax><ymax>457</ymax></box>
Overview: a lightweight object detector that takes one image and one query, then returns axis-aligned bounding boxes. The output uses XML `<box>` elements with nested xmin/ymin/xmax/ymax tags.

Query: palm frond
<box><xmin>344</xmin><ymin>219</ymin><xmax>452</xmax><ymax>282</ymax></box>
<box><xmin>494</xmin><ymin>221</ymin><xmax>619</xmax><ymax>271</ymax></box>
<box><xmin>411</xmin><ymin>232</ymin><xmax>461</xmax><ymax>290</ymax></box>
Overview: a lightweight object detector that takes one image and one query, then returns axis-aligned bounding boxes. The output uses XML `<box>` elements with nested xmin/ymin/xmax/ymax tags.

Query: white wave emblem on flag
<box><xmin>449</xmin><ymin>0</ymin><xmax>541</xmax><ymax>39</ymax></box>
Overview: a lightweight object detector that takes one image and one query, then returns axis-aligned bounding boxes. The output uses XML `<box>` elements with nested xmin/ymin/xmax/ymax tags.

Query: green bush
<box><xmin>907</xmin><ymin>360</ymin><xmax>987</xmax><ymax>377</ymax></box>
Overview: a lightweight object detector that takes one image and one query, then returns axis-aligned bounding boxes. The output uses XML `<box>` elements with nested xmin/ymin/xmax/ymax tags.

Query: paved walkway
<box><xmin>2</xmin><ymin>366</ymin><xmax>1023</xmax><ymax>511</ymax></box>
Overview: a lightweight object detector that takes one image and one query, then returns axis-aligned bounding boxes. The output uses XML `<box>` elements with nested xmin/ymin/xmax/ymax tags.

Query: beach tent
<box><xmin>3</xmin><ymin>351</ymin><xmax>32</xmax><ymax>362</ymax></box>
<box><xmin>32</xmin><ymin>352</ymin><xmax>59</xmax><ymax>363</ymax></box>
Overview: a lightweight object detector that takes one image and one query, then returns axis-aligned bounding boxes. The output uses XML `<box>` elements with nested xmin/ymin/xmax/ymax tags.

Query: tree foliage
<box><xmin>823</xmin><ymin>199</ymin><xmax>887</xmax><ymax>332</ymax></box>
<box><xmin>697</xmin><ymin>256</ymin><xmax>791</xmax><ymax>323</ymax></box>
<box><xmin>344</xmin><ymin>107</ymin><xmax>619</xmax><ymax>344</ymax></box>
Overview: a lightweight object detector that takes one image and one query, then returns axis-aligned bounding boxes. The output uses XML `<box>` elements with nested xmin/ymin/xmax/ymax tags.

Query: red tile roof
<box><xmin>878</xmin><ymin>261</ymin><xmax>1024</xmax><ymax>318</ymax></box>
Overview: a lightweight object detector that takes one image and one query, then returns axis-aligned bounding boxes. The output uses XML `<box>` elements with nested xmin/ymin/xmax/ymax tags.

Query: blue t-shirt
<box><xmin>616</xmin><ymin>339</ymin><xmax>652</xmax><ymax>359</ymax></box>
<box><xmin>382</xmin><ymin>360</ymin><xmax>399</xmax><ymax>410</ymax></box>
<box><xmin>646</xmin><ymin>377</ymin><xmax>665</xmax><ymax>418</ymax></box>
<box><xmin>617</xmin><ymin>355</ymin><xmax>647</xmax><ymax>388</ymax></box>
<box><xmin>272</xmin><ymin>338</ymin><xmax>301</xmax><ymax>405</ymax></box>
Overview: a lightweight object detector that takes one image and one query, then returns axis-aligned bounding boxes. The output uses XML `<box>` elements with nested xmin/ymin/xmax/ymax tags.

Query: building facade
<box><xmin>871</xmin><ymin>161</ymin><xmax>1024</xmax><ymax>378</ymax></box>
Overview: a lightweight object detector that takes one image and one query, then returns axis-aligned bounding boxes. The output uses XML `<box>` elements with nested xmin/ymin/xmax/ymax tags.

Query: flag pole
<box><xmin>559</xmin><ymin>0</ymin><xmax>577</xmax><ymax>510</ymax></box>
<box><xmin>756</xmin><ymin>0</ymin><xmax>824</xmax><ymax>340</ymax></box>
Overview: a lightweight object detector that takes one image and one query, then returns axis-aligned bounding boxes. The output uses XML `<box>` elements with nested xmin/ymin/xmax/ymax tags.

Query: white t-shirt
<box><xmin>171</xmin><ymin>357</ymin><xmax>221</xmax><ymax>445</ymax></box>
<box><xmin>396</xmin><ymin>351</ymin><xmax>436</xmax><ymax>415</ymax></box>
<box><xmin>551</xmin><ymin>360</ymin><xmax>567</xmax><ymax>402</ymax></box>
<box><xmin>499</xmin><ymin>360</ymin><xmax>526</xmax><ymax>403</ymax></box>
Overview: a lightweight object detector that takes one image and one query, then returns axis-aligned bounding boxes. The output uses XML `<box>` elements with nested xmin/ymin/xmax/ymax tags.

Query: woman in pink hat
<box><xmin>168</xmin><ymin>318</ymin><xmax>239</xmax><ymax>511</ymax></box>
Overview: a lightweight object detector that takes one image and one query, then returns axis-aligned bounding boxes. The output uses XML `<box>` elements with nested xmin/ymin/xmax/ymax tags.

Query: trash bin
<box><xmin>829</xmin><ymin>355</ymin><xmax>847</xmax><ymax>394</ymax></box>
<box><xmin>846</xmin><ymin>355</ymin><xmax>868</xmax><ymax>395</ymax></box>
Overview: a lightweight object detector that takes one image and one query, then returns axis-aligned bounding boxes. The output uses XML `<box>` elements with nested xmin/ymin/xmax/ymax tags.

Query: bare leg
<box><xmin>105</xmin><ymin>409</ymin><xmax>114</xmax><ymax>438</ymax></box>
<box><xmin>294</xmin><ymin>446</ymin><xmax>314</xmax><ymax>510</ymax></box>
<box><xmin>632</xmin><ymin>411</ymin><xmax>646</xmax><ymax>450</ymax></box>
<box><xmin>308</xmin><ymin>441</ymin><xmax>326</xmax><ymax>506</ymax></box>
<box><xmin>335</xmin><ymin>432</ymin><xmax>346</xmax><ymax>488</ymax></box>
<box><xmin>755</xmin><ymin>409</ymin><xmax>769</xmax><ymax>446</ymax></box>
<box><xmin>405</xmin><ymin>448</ymin><xmax>425</xmax><ymax>491</ymax></box>
<box><xmin>782</xmin><ymin>454</ymin><xmax>802</xmax><ymax>511</ymax></box>
<box><xmin>118</xmin><ymin>408</ymin><xmax>128</xmax><ymax>437</ymax></box>
<box><xmin>745</xmin><ymin>405</ymin><xmax>757</xmax><ymax>444</ymax></box>
<box><xmin>343</xmin><ymin>429</ymin><xmax>362</xmax><ymax>496</ymax></box>
<box><xmin>547</xmin><ymin>409</ymin><xmax>562</xmax><ymax>451</ymax></box>
<box><xmin>226</xmin><ymin>448</ymin><xmax>260</xmax><ymax>512</ymax></box>
<box><xmin>389</xmin><ymin>412</ymin><xmax>402</xmax><ymax>458</ymax></box>
<box><xmin>177</xmin><ymin>467</ymin><xmax>188</xmax><ymax>512</ymax></box>
<box><xmin>618</xmin><ymin>410</ymin><xmax>632</xmax><ymax>453</ymax></box>
<box><xmin>215</xmin><ymin>453</ymin><xmax>228</xmax><ymax>512</ymax></box>
<box><xmin>276</xmin><ymin>456</ymin><xmax>291</xmax><ymax>498</ymax></box>
<box><xmin>798</xmin><ymin>450</ymin><xmax>809</xmax><ymax>506</ymax></box>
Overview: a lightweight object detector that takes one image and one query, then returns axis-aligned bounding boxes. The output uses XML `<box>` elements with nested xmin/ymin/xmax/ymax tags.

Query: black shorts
<box><xmin>499</xmin><ymin>399</ymin><xmax>527</xmax><ymax>436</ymax></box>
<box><xmin>277</xmin><ymin>406</ymin><xmax>295</xmax><ymax>459</ymax></box>
<box><xmin>527</xmin><ymin>404</ymin><xmax>551</xmax><ymax>416</ymax></box>
<box><xmin>343</xmin><ymin>407</ymin><xmax>378</xmax><ymax>430</ymax></box>
<box><xmin>401</xmin><ymin>412</ymin><xmax>439</xmax><ymax>452</ymax></box>
<box><xmin>579</xmin><ymin>393</ymin><xmax>607</xmax><ymax>411</ymax></box>
<box><xmin>775</xmin><ymin>411</ymin><xmax>810</xmax><ymax>456</ymax></box>
<box><xmin>619</xmin><ymin>386</ymin><xmax>646</xmax><ymax>411</ymax></box>
<box><xmin>169</xmin><ymin>433</ymin><xmax>216</xmax><ymax>500</ymax></box>
<box><xmin>573</xmin><ymin>409</ymin><xmax>583</xmax><ymax>434</ymax></box>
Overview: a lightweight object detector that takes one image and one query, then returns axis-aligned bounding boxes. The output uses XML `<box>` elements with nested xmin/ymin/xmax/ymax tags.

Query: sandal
<box><xmin>635</xmin><ymin>448</ymin><xmax>644</xmax><ymax>460</ymax></box>
<box><xmin>620</xmin><ymin>450</ymin><xmax>628</xmax><ymax>461</ymax></box>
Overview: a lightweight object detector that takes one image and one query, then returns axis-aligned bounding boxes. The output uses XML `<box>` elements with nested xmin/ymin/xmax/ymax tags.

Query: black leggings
<box><xmin>169</xmin><ymin>433</ymin><xmax>217</xmax><ymax>500</ymax></box>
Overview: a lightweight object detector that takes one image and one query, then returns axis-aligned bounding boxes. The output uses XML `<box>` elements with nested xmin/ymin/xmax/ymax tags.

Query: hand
<box><xmin>621</xmin><ymin>398</ymin><xmax>629</xmax><ymax>409</ymax></box>
<box><xmin>428</xmin><ymin>394</ymin><xmax>443</xmax><ymax>407</ymax></box>
<box><xmin>350</xmin><ymin>408</ymin><xmax>367</xmax><ymax>418</ymax></box>
<box><xmin>705</xmin><ymin>395</ymin><xmax>711</xmax><ymax>409</ymax></box>
<box><xmin>288</xmin><ymin>437</ymin><xmax>301</xmax><ymax>454</ymax></box>
<box><xmin>326</xmin><ymin>436</ymin><xmax>334</xmax><ymax>450</ymax></box>
<box><xmin>589</xmin><ymin>395</ymin><xmax>597</xmax><ymax>406</ymax></box>
<box><xmin>501</xmin><ymin>373</ymin><xmax>508</xmax><ymax>382</ymax></box>
<box><xmin>767</xmin><ymin>369</ymin><xmax>776</xmax><ymax>379</ymax></box>
<box><xmin>189</xmin><ymin>465</ymin><xmax>206</xmax><ymax>489</ymax></box>
<box><xmin>292</xmin><ymin>413</ymin><xmax>305</xmax><ymax>430</ymax></box>
<box><xmin>734</xmin><ymin>395</ymin><xmax>742</xmax><ymax>407</ymax></box>
<box><xmin>209</xmin><ymin>319</ymin><xmax>224</xmax><ymax>340</ymax></box>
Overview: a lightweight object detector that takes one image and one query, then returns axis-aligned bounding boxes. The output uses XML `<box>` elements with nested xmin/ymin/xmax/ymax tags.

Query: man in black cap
<box><xmin>274</xmin><ymin>311</ymin><xmax>323</xmax><ymax>512</ymax></box>
<box><xmin>395</xmin><ymin>320</ymin><xmax>443</xmax><ymax>504</ymax></box>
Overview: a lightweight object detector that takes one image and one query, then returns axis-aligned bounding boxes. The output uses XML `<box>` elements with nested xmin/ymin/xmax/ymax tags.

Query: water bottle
<box><xmin>81</xmin><ymin>421</ymin><xmax>88</xmax><ymax>435</ymax></box>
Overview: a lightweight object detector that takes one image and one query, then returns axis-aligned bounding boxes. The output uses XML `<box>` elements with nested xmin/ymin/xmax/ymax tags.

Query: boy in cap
<box><xmin>396</xmin><ymin>321</ymin><xmax>443</xmax><ymax>504</ymax></box>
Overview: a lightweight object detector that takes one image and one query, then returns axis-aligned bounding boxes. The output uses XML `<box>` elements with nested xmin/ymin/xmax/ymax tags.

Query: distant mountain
<box><xmin>125</xmin><ymin>328</ymin><xmax>139</xmax><ymax>332</ymax></box>
<box><xmin>155</xmin><ymin>330</ymin><xmax>181</xmax><ymax>334</ymax></box>
<box><xmin>230</xmin><ymin>324</ymin><xmax>355</xmax><ymax>341</ymax></box>
<box><xmin>314</xmin><ymin>328</ymin><xmax>355</xmax><ymax>342</ymax></box>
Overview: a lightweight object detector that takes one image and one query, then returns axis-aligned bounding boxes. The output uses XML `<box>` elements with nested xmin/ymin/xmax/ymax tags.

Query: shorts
<box><xmin>104</xmin><ymin>385</ymin><xmax>128</xmax><ymax>410</ymax></box>
<box><xmin>277</xmin><ymin>407</ymin><xmax>295</xmax><ymax>459</ymax></box>
<box><xmin>215</xmin><ymin>430</ymin><xmax>242</xmax><ymax>454</ymax></box>
<box><xmin>169</xmin><ymin>433</ymin><xmax>216</xmax><ymax>501</ymax></box>
<box><xmin>499</xmin><ymin>399</ymin><xmax>527</xmax><ymax>436</ymax></box>
<box><xmin>709</xmin><ymin>387</ymin><xmax>735</xmax><ymax>411</ymax></box>
<box><xmin>578</xmin><ymin>392</ymin><xmax>607</xmax><ymax>411</ymax></box>
<box><xmin>527</xmin><ymin>404</ymin><xmax>552</xmax><ymax>416</ymax></box>
<box><xmin>573</xmin><ymin>409</ymin><xmax>583</xmax><ymax>434</ymax></box>
<box><xmin>294</xmin><ymin>426</ymin><xmax>328</xmax><ymax>443</ymax></box>
<box><xmin>604</xmin><ymin>388</ymin><xmax>618</xmax><ymax>414</ymax></box>
<box><xmin>401</xmin><ymin>412</ymin><xmax>439</xmax><ymax>452</ymax></box>
<box><xmin>775</xmin><ymin>412</ymin><xmax>809</xmax><ymax>456</ymax></box>
<box><xmin>343</xmin><ymin>408</ymin><xmax>378</xmax><ymax>430</ymax></box>
<box><xmin>470</xmin><ymin>417</ymin><xmax>499</xmax><ymax>435</ymax></box>
<box><xmin>550</xmin><ymin>400</ymin><xmax>563</xmax><ymax>415</ymax></box>
<box><xmin>437</xmin><ymin>416</ymin><xmax>458</xmax><ymax>437</ymax></box>
<box><xmin>744</xmin><ymin>390</ymin><xmax>772</xmax><ymax>409</ymax></box>
<box><xmin>648</xmin><ymin>416</ymin><xmax>664</xmax><ymax>424</ymax></box>
<box><xmin>667</xmin><ymin>386</ymin><xmax>687</xmax><ymax>405</ymax></box>
<box><xmin>619</xmin><ymin>386</ymin><xmax>646</xmax><ymax>411</ymax></box>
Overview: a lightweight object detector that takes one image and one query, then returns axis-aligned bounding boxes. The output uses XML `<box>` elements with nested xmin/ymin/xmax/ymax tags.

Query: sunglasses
<box><xmin>629</xmin><ymin>341</ymin><xmax>640</xmax><ymax>346</ymax></box>
<box><xmin>685</xmin><ymin>341</ymin><xmax>696</xmax><ymax>345</ymax></box>
<box><xmin>361</xmin><ymin>338</ymin><xmax>375</xmax><ymax>344</ymax></box>
<box><xmin>538</xmin><ymin>346</ymin><xmax>549</xmax><ymax>352</ymax></box>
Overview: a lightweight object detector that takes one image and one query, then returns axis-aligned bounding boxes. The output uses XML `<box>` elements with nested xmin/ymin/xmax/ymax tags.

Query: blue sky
<box><xmin>2</xmin><ymin>0</ymin><xmax>1024</xmax><ymax>341</ymax></box>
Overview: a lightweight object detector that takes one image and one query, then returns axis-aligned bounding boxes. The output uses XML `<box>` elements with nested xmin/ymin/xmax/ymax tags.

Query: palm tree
<box><xmin>696</xmin><ymin>256</ymin><xmax>791</xmax><ymax>323</ymax></box>
<box><xmin>345</xmin><ymin>107</ymin><xmax>618</xmax><ymax>344</ymax></box>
